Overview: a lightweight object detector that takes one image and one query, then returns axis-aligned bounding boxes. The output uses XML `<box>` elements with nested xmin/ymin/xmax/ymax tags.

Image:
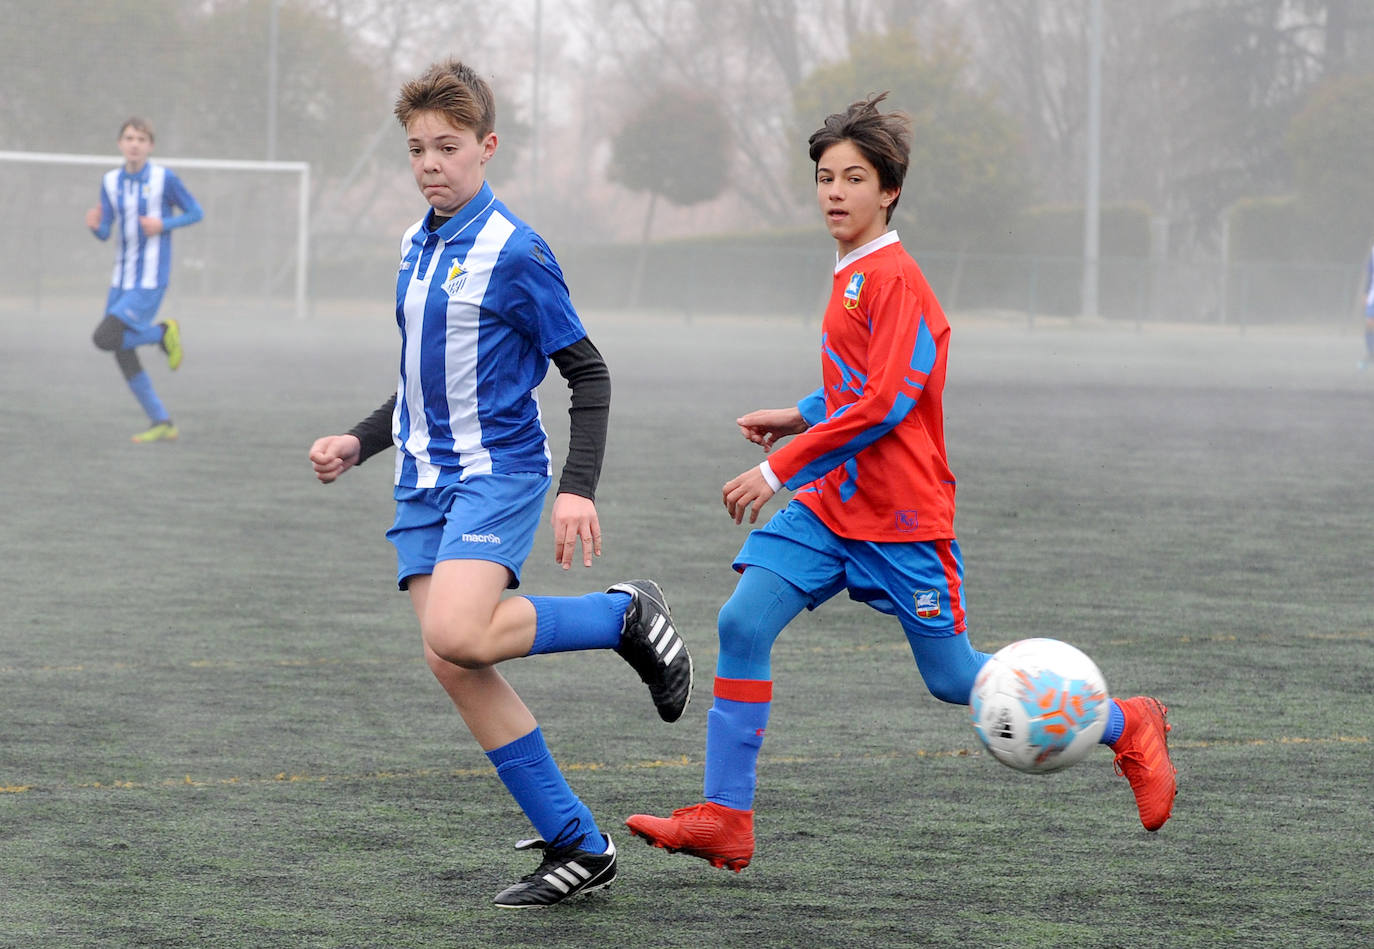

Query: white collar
<box><xmin>835</xmin><ymin>230</ymin><xmax>900</xmax><ymax>274</ymax></box>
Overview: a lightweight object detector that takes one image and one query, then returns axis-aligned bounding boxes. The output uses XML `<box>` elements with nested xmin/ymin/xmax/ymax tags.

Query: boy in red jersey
<box><xmin>626</xmin><ymin>95</ymin><xmax>1177</xmax><ymax>871</ymax></box>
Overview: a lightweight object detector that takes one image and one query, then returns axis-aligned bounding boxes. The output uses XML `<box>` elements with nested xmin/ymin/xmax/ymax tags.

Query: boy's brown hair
<box><xmin>808</xmin><ymin>92</ymin><xmax>910</xmax><ymax>222</ymax></box>
<box><xmin>394</xmin><ymin>59</ymin><xmax>496</xmax><ymax>138</ymax></box>
<box><xmin>119</xmin><ymin>117</ymin><xmax>155</xmax><ymax>142</ymax></box>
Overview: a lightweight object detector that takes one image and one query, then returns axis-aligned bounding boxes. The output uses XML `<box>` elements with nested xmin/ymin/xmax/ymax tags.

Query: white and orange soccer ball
<box><xmin>969</xmin><ymin>638</ymin><xmax>1110</xmax><ymax>774</ymax></box>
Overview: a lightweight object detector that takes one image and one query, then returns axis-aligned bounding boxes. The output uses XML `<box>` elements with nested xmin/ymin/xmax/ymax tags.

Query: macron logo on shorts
<box><xmin>462</xmin><ymin>532</ymin><xmax>502</xmax><ymax>545</ymax></box>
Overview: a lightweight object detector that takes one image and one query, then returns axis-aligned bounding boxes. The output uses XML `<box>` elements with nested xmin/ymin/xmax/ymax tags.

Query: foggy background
<box><xmin>3</xmin><ymin>0</ymin><xmax>1374</xmax><ymax>326</ymax></box>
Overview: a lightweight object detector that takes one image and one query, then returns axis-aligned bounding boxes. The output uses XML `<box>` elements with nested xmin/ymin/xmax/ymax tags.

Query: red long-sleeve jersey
<box><xmin>765</xmin><ymin>232</ymin><xmax>956</xmax><ymax>542</ymax></box>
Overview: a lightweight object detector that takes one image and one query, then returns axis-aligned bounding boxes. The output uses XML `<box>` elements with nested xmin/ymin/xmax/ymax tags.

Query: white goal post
<box><xmin>0</xmin><ymin>150</ymin><xmax>311</xmax><ymax>320</ymax></box>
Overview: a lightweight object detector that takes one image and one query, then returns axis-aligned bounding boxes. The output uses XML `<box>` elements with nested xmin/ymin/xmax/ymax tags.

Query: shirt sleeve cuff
<box><xmin>797</xmin><ymin>388</ymin><xmax>827</xmax><ymax>427</ymax></box>
<box><xmin>759</xmin><ymin>461</ymin><xmax>782</xmax><ymax>492</ymax></box>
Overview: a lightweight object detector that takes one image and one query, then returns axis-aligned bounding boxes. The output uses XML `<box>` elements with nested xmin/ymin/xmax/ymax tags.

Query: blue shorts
<box><xmin>733</xmin><ymin>501</ymin><xmax>967</xmax><ymax>637</ymax></box>
<box><xmin>386</xmin><ymin>472</ymin><xmax>550</xmax><ymax>590</ymax></box>
<box><xmin>106</xmin><ymin>287</ymin><xmax>166</xmax><ymax>329</ymax></box>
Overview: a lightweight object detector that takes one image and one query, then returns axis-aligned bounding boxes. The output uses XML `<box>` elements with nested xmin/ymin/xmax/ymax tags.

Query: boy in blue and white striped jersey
<box><xmin>308</xmin><ymin>59</ymin><xmax>693</xmax><ymax>908</ymax></box>
<box><xmin>1360</xmin><ymin>242</ymin><xmax>1374</xmax><ymax>370</ymax></box>
<box><xmin>86</xmin><ymin>117</ymin><xmax>202</xmax><ymax>443</ymax></box>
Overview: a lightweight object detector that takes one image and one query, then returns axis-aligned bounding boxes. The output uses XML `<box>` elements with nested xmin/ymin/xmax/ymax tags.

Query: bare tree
<box><xmin>953</xmin><ymin>0</ymin><xmax>1374</xmax><ymax>254</ymax></box>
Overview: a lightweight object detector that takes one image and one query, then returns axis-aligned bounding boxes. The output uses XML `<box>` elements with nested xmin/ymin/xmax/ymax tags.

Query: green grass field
<box><xmin>2</xmin><ymin>298</ymin><xmax>1371</xmax><ymax>948</ymax></box>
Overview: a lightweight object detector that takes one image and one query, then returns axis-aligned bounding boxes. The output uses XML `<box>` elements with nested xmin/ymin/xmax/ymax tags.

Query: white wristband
<box><xmin>759</xmin><ymin>461</ymin><xmax>782</xmax><ymax>492</ymax></box>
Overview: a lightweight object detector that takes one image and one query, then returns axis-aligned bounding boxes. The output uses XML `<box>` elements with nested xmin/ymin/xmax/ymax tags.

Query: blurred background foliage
<box><xmin>3</xmin><ymin>0</ymin><xmax>1372</xmax><ymax>318</ymax></box>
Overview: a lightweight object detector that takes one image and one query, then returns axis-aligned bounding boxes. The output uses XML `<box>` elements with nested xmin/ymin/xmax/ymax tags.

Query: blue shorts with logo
<box><xmin>733</xmin><ymin>500</ymin><xmax>967</xmax><ymax>638</ymax></box>
<box><xmin>386</xmin><ymin>472</ymin><xmax>550</xmax><ymax>590</ymax></box>
<box><xmin>106</xmin><ymin>286</ymin><xmax>166</xmax><ymax>329</ymax></box>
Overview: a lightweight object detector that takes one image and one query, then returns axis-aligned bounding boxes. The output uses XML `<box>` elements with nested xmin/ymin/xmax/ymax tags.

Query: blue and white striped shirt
<box><xmin>92</xmin><ymin>161</ymin><xmax>203</xmax><ymax>290</ymax></box>
<box><xmin>391</xmin><ymin>181</ymin><xmax>588</xmax><ymax>489</ymax></box>
<box><xmin>1365</xmin><ymin>244</ymin><xmax>1374</xmax><ymax>316</ymax></box>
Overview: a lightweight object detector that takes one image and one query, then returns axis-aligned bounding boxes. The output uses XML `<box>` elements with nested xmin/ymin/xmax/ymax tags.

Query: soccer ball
<box><xmin>969</xmin><ymin>638</ymin><xmax>1109</xmax><ymax>774</ymax></box>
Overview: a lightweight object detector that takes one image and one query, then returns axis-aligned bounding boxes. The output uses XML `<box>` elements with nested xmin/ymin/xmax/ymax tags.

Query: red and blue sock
<box><xmin>702</xmin><ymin>567</ymin><xmax>809</xmax><ymax>809</ymax></box>
<box><xmin>704</xmin><ymin>677</ymin><xmax>772</xmax><ymax>810</ymax></box>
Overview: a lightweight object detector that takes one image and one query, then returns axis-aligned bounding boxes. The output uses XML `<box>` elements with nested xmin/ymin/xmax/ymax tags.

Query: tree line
<box><xmin>3</xmin><ymin>0</ymin><xmax>1371</xmax><ymax>263</ymax></box>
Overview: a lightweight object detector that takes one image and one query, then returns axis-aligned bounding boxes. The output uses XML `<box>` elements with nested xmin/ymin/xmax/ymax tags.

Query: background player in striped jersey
<box><xmin>307</xmin><ymin>59</ymin><xmax>692</xmax><ymax>909</ymax></box>
<box><xmin>1359</xmin><ymin>241</ymin><xmax>1374</xmax><ymax>370</ymax></box>
<box><xmin>86</xmin><ymin>117</ymin><xmax>202</xmax><ymax>443</ymax></box>
<box><xmin>626</xmin><ymin>94</ymin><xmax>1178</xmax><ymax>872</ymax></box>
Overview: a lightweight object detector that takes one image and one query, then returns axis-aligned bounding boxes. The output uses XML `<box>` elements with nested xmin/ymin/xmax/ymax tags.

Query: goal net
<box><xmin>0</xmin><ymin>151</ymin><xmax>310</xmax><ymax>320</ymax></box>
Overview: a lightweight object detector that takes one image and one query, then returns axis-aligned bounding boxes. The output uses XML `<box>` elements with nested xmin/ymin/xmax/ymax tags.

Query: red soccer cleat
<box><xmin>625</xmin><ymin>802</ymin><xmax>755</xmax><ymax>872</ymax></box>
<box><xmin>1111</xmin><ymin>696</ymin><xmax>1178</xmax><ymax>831</ymax></box>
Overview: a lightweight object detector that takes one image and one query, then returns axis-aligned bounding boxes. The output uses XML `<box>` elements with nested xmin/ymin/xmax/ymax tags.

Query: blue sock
<box><xmin>524</xmin><ymin>592</ymin><xmax>629</xmax><ymax>655</ymax></box>
<box><xmin>123</xmin><ymin>322</ymin><xmax>164</xmax><ymax>348</ymax></box>
<box><xmin>127</xmin><ymin>371</ymin><xmax>168</xmax><ymax>423</ymax></box>
<box><xmin>1099</xmin><ymin>699</ymin><xmax>1126</xmax><ymax>745</ymax></box>
<box><xmin>704</xmin><ymin>681</ymin><xmax>772</xmax><ymax>810</ymax></box>
<box><xmin>1366</xmin><ymin>328</ymin><xmax>1373</xmax><ymax>356</ymax></box>
<box><xmin>485</xmin><ymin>727</ymin><xmax>606</xmax><ymax>854</ymax></box>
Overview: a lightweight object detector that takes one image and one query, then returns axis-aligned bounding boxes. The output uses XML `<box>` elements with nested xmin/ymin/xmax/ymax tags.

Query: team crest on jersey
<box><xmin>895</xmin><ymin>510</ymin><xmax>919</xmax><ymax>532</ymax></box>
<box><xmin>914</xmin><ymin>589</ymin><xmax>941</xmax><ymax>618</ymax></box>
<box><xmin>442</xmin><ymin>259</ymin><xmax>468</xmax><ymax>295</ymax></box>
<box><xmin>843</xmin><ymin>272</ymin><xmax>865</xmax><ymax>309</ymax></box>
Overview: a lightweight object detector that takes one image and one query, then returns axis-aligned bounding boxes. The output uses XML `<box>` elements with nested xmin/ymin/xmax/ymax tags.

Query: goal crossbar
<box><xmin>0</xmin><ymin>150</ymin><xmax>311</xmax><ymax>319</ymax></box>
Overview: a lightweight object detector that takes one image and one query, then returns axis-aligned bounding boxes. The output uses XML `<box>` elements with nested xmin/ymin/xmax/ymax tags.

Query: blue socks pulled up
<box><xmin>524</xmin><ymin>592</ymin><xmax>630</xmax><ymax>655</ymax></box>
<box><xmin>486</xmin><ymin>727</ymin><xmax>606</xmax><ymax>854</ymax></box>
<box><xmin>127</xmin><ymin>370</ymin><xmax>168</xmax><ymax>423</ymax></box>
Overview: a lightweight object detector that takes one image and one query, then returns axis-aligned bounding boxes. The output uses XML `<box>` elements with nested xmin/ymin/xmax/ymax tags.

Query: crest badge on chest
<box><xmin>843</xmin><ymin>272</ymin><xmax>864</xmax><ymax>310</ymax></box>
<box><xmin>442</xmin><ymin>259</ymin><xmax>468</xmax><ymax>296</ymax></box>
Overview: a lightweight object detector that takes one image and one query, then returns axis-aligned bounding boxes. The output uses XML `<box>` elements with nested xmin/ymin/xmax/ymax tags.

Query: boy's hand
<box><xmin>737</xmin><ymin>407</ymin><xmax>807</xmax><ymax>452</ymax></box>
<box><xmin>551</xmin><ymin>492</ymin><xmax>601</xmax><ymax>569</ymax></box>
<box><xmin>139</xmin><ymin>216</ymin><xmax>164</xmax><ymax>236</ymax></box>
<box><xmin>723</xmin><ymin>466</ymin><xmax>776</xmax><ymax>524</ymax></box>
<box><xmin>85</xmin><ymin>207</ymin><xmax>101</xmax><ymax>229</ymax></box>
<box><xmin>308</xmin><ymin>434</ymin><xmax>362</xmax><ymax>484</ymax></box>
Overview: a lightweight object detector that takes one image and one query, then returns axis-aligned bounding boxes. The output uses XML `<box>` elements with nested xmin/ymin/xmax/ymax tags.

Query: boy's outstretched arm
<box><xmin>722</xmin><ymin>465</ymin><xmax>775</xmax><ymax>525</ymax></box>
<box><xmin>87</xmin><ymin>189</ymin><xmax>114</xmax><ymax>239</ymax></box>
<box><xmin>766</xmin><ymin>282</ymin><xmax>936</xmax><ymax>491</ymax></box>
<box><xmin>549</xmin><ymin>336</ymin><xmax>611</xmax><ymax>569</ymax></box>
<box><xmin>725</xmin><ymin>392</ymin><xmax>818</xmax><ymax>522</ymax></box>
<box><xmin>550</xmin><ymin>493</ymin><xmax>600</xmax><ymax>570</ymax></box>
<box><xmin>736</xmin><ymin>406</ymin><xmax>808</xmax><ymax>452</ymax></box>
<box><xmin>309</xmin><ymin>434</ymin><xmax>362</xmax><ymax>484</ymax></box>
<box><xmin>160</xmin><ymin>173</ymin><xmax>204</xmax><ymax>230</ymax></box>
<box><xmin>310</xmin><ymin>394</ymin><xmax>397</xmax><ymax>484</ymax></box>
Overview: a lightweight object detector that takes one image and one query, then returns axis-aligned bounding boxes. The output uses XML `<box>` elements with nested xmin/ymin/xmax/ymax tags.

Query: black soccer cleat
<box><xmin>608</xmin><ymin>579</ymin><xmax>693</xmax><ymax>723</ymax></box>
<box><xmin>492</xmin><ymin>834</ymin><xmax>618</xmax><ymax>909</ymax></box>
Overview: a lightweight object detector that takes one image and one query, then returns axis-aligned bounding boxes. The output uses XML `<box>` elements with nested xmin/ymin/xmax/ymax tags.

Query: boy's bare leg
<box><xmin>406</xmin><ymin>565</ymin><xmax>538</xmax><ymax>750</ymax></box>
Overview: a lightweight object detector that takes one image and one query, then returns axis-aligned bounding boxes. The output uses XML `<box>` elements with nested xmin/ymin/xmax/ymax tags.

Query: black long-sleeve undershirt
<box><xmin>346</xmin><ymin>335</ymin><xmax>611</xmax><ymax>501</ymax></box>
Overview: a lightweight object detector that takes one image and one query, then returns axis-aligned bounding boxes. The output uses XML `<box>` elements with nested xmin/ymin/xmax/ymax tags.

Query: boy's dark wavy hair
<box><xmin>808</xmin><ymin>92</ymin><xmax>911</xmax><ymax>222</ymax></box>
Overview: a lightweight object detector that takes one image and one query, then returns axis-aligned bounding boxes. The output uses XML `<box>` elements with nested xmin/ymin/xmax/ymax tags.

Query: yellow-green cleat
<box><xmin>159</xmin><ymin>318</ymin><xmax>183</xmax><ymax>370</ymax></box>
<box><xmin>131</xmin><ymin>421</ymin><xmax>179</xmax><ymax>444</ymax></box>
